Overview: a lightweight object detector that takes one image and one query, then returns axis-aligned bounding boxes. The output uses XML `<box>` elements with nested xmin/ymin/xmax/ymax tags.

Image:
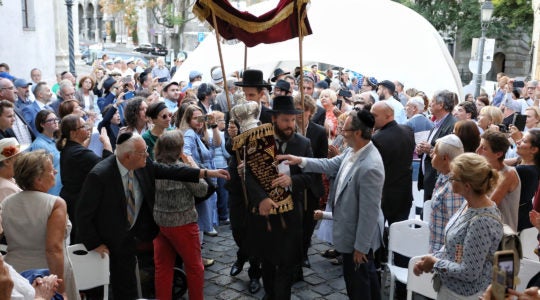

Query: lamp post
<box><xmin>65</xmin><ymin>0</ymin><xmax>76</xmax><ymax>76</ymax></box>
<box><xmin>474</xmin><ymin>0</ymin><xmax>494</xmax><ymax>97</ymax></box>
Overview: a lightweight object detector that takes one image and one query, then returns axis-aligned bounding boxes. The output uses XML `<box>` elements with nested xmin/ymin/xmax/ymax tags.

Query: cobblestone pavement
<box><xmin>199</xmin><ymin>223</ymin><xmax>394</xmax><ymax>300</ymax></box>
<box><xmin>200</xmin><ymin>223</ymin><xmax>347</xmax><ymax>300</ymax></box>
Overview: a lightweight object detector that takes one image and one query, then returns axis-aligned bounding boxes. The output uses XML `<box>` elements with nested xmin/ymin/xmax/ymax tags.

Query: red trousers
<box><xmin>153</xmin><ymin>223</ymin><xmax>204</xmax><ymax>300</ymax></box>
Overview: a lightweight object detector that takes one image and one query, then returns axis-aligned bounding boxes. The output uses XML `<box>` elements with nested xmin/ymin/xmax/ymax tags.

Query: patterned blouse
<box><xmin>433</xmin><ymin>203</ymin><xmax>503</xmax><ymax>296</ymax></box>
<box><xmin>153</xmin><ymin>161</ymin><xmax>208</xmax><ymax>227</ymax></box>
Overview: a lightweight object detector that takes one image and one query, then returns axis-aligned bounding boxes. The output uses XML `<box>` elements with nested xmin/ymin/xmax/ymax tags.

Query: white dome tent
<box><xmin>173</xmin><ymin>0</ymin><xmax>463</xmax><ymax>98</ymax></box>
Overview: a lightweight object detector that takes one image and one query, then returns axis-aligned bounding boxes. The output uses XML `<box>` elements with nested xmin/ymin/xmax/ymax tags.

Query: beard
<box><xmin>274</xmin><ymin>122</ymin><xmax>295</xmax><ymax>141</ymax></box>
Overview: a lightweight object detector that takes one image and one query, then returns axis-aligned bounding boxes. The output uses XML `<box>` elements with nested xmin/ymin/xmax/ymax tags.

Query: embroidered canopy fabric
<box><xmin>193</xmin><ymin>0</ymin><xmax>312</xmax><ymax>47</ymax></box>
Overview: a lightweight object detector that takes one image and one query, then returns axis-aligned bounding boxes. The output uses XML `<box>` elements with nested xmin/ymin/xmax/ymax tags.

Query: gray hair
<box><xmin>58</xmin><ymin>79</ymin><xmax>74</xmax><ymax>97</ymax></box>
<box><xmin>116</xmin><ymin>133</ymin><xmax>144</xmax><ymax>158</ymax></box>
<box><xmin>408</xmin><ymin>96</ymin><xmax>425</xmax><ymax>113</ymax></box>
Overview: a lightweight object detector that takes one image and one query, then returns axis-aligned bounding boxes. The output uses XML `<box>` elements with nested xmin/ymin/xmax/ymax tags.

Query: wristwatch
<box><xmin>210</xmin><ymin>124</ymin><xmax>218</xmax><ymax>129</ymax></box>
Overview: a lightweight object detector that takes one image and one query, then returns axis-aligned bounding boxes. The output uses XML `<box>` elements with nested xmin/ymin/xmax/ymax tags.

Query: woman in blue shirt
<box><xmin>28</xmin><ymin>110</ymin><xmax>62</xmax><ymax>196</ymax></box>
<box><xmin>178</xmin><ymin>105</ymin><xmax>221</xmax><ymax>237</ymax></box>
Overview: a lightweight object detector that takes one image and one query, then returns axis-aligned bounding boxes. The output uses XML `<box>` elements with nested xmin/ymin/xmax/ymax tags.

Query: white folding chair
<box><xmin>67</xmin><ymin>243</ymin><xmax>110</xmax><ymax>300</ymax></box>
<box><xmin>406</xmin><ymin>256</ymin><xmax>437</xmax><ymax>300</ymax></box>
<box><xmin>422</xmin><ymin>200</ymin><xmax>432</xmax><ymax>225</ymax></box>
<box><xmin>520</xmin><ymin>227</ymin><xmax>538</xmax><ymax>260</ymax></box>
<box><xmin>388</xmin><ymin>219</ymin><xmax>430</xmax><ymax>300</ymax></box>
<box><xmin>516</xmin><ymin>258</ymin><xmax>540</xmax><ymax>292</ymax></box>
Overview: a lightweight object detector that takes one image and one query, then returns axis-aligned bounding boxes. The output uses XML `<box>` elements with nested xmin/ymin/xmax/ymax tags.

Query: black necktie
<box><xmin>277</xmin><ymin>140</ymin><xmax>285</xmax><ymax>154</ymax></box>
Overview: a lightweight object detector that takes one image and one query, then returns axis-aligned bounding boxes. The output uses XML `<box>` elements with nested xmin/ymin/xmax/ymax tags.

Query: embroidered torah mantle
<box><xmin>232</xmin><ymin>123</ymin><xmax>293</xmax><ymax>214</ymax></box>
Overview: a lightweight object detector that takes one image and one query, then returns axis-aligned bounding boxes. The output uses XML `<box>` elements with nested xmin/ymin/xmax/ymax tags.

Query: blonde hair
<box><xmin>320</xmin><ymin>89</ymin><xmax>337</xmax><ymax>104</ymax></box>
<box><xmin>450</xmin><ymin>153</ymin><xmax>499</xmax><ymax>195</ymax></box>
<box><xmin>13</xmin><ymin>150</ymin><xmax>52</xmax><ymax>191</ymax></box>
<box><xmin>480</xmin><ymin>106</ymin><xmax>503</xmax><ymax>125</ymax></box>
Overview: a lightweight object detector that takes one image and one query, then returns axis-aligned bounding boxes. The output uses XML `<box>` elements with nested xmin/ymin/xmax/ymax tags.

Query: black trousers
<box><xmin>342</xmin><ymin>251</ymin><xmax>381</xmax><ymax>300</ymax></box>
<box><xmin>230</xmin><ymin>196</ymin><xmax>261</xmax><ymax>279</ymax></box>
<box><xmin>301</xmin><ymin>195</ymin><xmax>318</xmax><ymax>258</ymax></box>
<box><xmin>109</xmin><ymin>237</ymin><xmax>138</xmax><ymax>300</ymax></box>
<box><xmin>261</xmin><ymin>259</ymin><xmax>295</xmax><ymax>299</ymax></box>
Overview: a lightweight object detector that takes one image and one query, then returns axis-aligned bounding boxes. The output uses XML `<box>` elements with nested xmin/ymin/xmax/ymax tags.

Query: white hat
<box><xmin>0</xmin><ymin>138</ymin><xmax>29</xmax><ymax>162</ymax></box>
<box><xmin>126</xmin><ymin>57</ymin><xmax>135</xmax><ymax>64</ymax></box>
<box><xmin>114</xmin><ymin>57</ymin><xmax>123</xmax><ymax>63</ymax></box>
<box><xmin>211</xmin><ymin>69</ymin><xmax>224</xmax><ymax>84</ymax></box>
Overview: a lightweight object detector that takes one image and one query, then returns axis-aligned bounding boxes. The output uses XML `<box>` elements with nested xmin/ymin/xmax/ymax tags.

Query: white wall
<box><xmin>0</xmin><ymin>1</ymin><xmax>57</xmax><ymax>84</ymax></box>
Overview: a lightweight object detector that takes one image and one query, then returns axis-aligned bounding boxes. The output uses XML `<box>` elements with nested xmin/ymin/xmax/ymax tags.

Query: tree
<box><xmin>394</xmin><ymin>0</ymin><xmax>533</xmax><ymax>47</ymax></box>
<box><xmin>100</xmin><ymin>0</ymin><xmax>196</xmax><ymax>55</ymax></box>
<box><xmin>146</xmin><ymin>0</ymin><xmax>197</xmax><ymax>53</ymax></box>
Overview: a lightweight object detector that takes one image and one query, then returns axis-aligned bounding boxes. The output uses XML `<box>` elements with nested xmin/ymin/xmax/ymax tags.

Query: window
<box><xmin>21</xmin><ymin>0</ymin><xmax>35</xmax><ymax>30</ymax></box>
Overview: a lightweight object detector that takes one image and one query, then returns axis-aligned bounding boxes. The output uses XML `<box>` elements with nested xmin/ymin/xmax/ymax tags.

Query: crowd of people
<box><xmin>1</xmin><ymin>56</ymin><xmax>540</xmax><ymax>300</ymax></box>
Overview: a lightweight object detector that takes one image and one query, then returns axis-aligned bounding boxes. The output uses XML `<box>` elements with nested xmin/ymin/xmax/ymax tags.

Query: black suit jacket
<box><xmin>311</xmin><ymin>105</ymin><xmax>326</xmax><ymax>127</ymax></box>
<box><xmin>372</xmin><ymin>121</ymin><xmax>415</xmax><ymax>222</ymax></box>
<box><xmin>76</xmin><ymin>156</ymin><xmax>200</xmax><ymax>251</ymax></box>
<box><xmin>244</xmin><ymin>133</ymin><xmax>314</xmax><ymax>265</ymax></box>
<box><xmin>418</xmin><ymin>114</ymin><xmax>457</xmax><ymax>200</ymax></box>
<box><xmin>305</xmin><ymin>121</ymin><xmax>328</xmax><ymax>198</ymax></box>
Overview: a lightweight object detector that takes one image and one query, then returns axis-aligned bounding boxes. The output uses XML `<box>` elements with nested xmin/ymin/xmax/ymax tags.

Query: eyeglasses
<box><xmin>76</xmin><ymin>124</ymin><xmax>90</xmax><ymax>130</ymax></box>
<box><xmin>217</xmin><ymin>119</ymin><xmax>225</xmax><ymax>123</ymax></box>
<box><xmin>44</xmin><ymin>118</ymin><xmax>60</xmax><ymax>124</ymax></box>
<box><xmin>131</xmin><ymin>145</ymin><xmax>149</xmax><ymax>156</ymax></box>
<box><xmin>160</xmin><ymin>113</ymin><xmax>172</xmax><ymax>120</ymax></box>
<box><xmin>341</xmin><ymin>128</ymin><xmax>357</xmax><ymax>132</ymax></box>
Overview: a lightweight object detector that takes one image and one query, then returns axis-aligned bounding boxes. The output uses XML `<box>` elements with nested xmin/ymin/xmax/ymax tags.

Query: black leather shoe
<box><xmin>229</xmin><ymin>260</ymin><xmax>245</xmax><ymax>276</ymax></box>
<box><xmin>248</xmin><ymin>278</ymin><xmax>260</xmax><ymax>294</ymax></box>
<box><xmin>302</xmin><ymin>257</ymin><xmax>311</xmax><ymax>268</ymax></box>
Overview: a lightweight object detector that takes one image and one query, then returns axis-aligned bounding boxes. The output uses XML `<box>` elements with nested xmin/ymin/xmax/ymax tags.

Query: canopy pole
<box><xmin>297</xmin><ymin>0</ymin><xmax>306</xmax><ymax>136</ymax></box>
<box><xmin>211</xmin><ymin>11</ymin><xmax>232</xmax><ymax>112</ymax></box>
<box><xmin>244</xmin><ymin>45</ymin><xmax>248</xmax><ymax>72</ymax></box>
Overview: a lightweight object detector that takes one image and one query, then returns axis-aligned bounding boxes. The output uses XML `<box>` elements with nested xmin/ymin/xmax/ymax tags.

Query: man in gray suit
<box><xmin>278</xmin><ymin>109</ymin><xmax>385</xmax><ymax>300</ymax></box>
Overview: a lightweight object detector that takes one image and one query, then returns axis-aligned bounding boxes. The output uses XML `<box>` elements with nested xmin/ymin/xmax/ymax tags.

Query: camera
<box><xmin>497</xmin><ymin>124</ymin><xmax>508</xmax><ymax>133</ymax></box>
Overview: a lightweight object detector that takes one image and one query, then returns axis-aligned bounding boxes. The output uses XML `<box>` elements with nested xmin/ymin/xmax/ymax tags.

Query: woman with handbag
<box><xmin>152</xmin><ymin>130</ymin><xmax>208</xmax><ymax>300</ymax></box>
<box><xmin>178</xmin><ymin>105</ymin><xmax>220</xmax><ymax>266</ymax></box>
<box><xmin>414</xmin><ymin>153</ymin><xmax>504</xmax><ymax>299</ymax></box>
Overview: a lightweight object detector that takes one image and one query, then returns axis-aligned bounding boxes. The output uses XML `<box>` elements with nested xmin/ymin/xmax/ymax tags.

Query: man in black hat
<box><xmin>226</xmin><ymin>69</ymin><xmax>272</xmax><ymax>293</ymax></box>
<box><xmin>278</xmin><ymin>109</ymin><xmax>385</xmax><ymax>300</ymax></box>
<box><xmin>243</xmin><ymin>95</ymin><xmax>314</xmax><ymax>299</ymax></box>
<box><xmin>273</xmin><ymin>79</ymin><xmax>291</xmax><ymax>97</ymax></box>
<box><xmin>270</xmin><ymin>68</ymin><xmax>290</xmax><ymax>83</ymax></box>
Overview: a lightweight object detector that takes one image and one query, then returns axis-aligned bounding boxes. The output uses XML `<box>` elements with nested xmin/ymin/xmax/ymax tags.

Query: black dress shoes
<box><xmin>229</xmin><ymin>260</ymin><xmax>245</xmax><ymax>276</ymax></box>
<box><xmin>248</xmin><ymin>278</ymin><xmax>261</xmax><ymax>294</ymax></box>
<box><xmin>302</xmin><ymin>257</ymin><xmax>311</xmax><ymax>268</ymax></box>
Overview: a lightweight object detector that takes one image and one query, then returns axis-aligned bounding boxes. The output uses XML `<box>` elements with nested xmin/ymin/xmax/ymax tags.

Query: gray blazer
<box><xmin>303</xmin><ymin>142</ymin><xmax>385</xmax><ymax>254</ymax></box>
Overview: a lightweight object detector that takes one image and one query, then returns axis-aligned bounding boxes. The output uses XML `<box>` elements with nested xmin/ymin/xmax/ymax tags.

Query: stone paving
<box><xmin>198</xmin><ymin>222</ymin><xmax>396</xmax><ymax>300</ymax></box>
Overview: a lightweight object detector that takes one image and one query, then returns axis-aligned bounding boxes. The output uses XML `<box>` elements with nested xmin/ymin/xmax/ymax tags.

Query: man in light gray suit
<box><xmin>278</xmin><ymin>109</ymin><xmax>385</xmax><ymax>300</ymax></box>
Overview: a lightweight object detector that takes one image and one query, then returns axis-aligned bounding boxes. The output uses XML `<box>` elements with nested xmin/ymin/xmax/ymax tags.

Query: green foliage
<box><xmin>394</xmin><ymin>0</ymin><xmax>533</xmax><ymax>47</ymax></box>
<box><xmin>111</xmin><ymin>27</ymin><xmax>116</xmax><ymax>43</ymax></box>
<box><xmin>132</xmin><ymin>26</ymin><xmax>138</xmax><ymax>44</ymax></box>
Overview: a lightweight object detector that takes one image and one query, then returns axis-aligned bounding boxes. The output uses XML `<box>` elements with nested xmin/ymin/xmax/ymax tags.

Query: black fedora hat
<box><xmin>269</xmin><ymin>96</ymin><xmax>303</xmax><ymax>115</ymax></box>
<box><xmin>270</xmin><ymin>68</ymin><xmax>290</xmax><ymax>82</ymax></box>
<box><xmin>235</xmin><ymin>69</ymin><xmax>272</xmax><ymax>89</ymax></box>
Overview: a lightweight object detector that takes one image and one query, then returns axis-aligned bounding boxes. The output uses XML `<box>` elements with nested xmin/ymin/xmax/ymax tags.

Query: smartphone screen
<box><xmin>496</xmin><ymin>252</ymin><xmax>515</xmax><ymax>289</ymax></box>
<box><xmin>124</xmin><ymin>91</ymin><xmax>135</xmax><ymax>100</ymax></box>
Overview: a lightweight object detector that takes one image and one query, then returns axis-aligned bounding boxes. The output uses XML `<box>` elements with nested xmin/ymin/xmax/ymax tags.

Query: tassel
<box><xmin>266</xmin><ymin>216</ymin><xmax>272</xmax><ymax>232</ymax></box>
